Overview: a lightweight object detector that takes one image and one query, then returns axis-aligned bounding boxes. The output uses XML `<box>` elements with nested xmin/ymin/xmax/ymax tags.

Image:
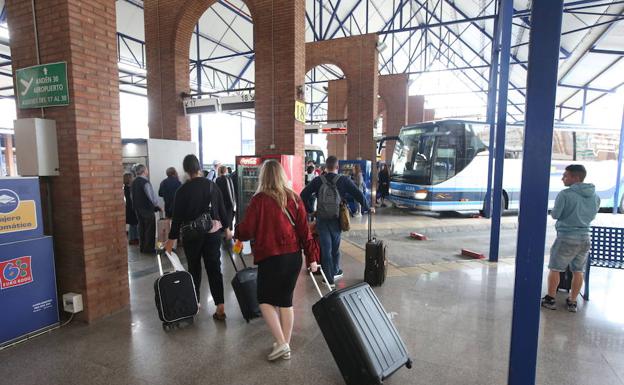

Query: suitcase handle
<box><xmin>226</xmin><ymin>246</ymin><xmax>248</xmax><ymax>273</ymax></box>
<box><xmin>308</xmin><ymin>268</ymin><xmax>333</xmax><ymax>298</ymax></box>
<box><xmin>157</xmin><ymin>250</ymin><xmax>164</xmax><ymax>276</ymax></box>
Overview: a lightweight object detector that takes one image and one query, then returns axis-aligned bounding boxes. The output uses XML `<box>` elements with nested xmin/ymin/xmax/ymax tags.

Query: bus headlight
<box><xmin>413</xmin><ymin>190</ymin><xmax>428</xmax><ymax>200</ymax></box>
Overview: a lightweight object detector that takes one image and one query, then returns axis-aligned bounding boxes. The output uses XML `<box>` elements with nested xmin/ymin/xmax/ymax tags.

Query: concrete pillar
<box><xmin>306</xmin><ymin>35</ymin><xmax>378</xmax><ymax>162</ymax></box>
<box><xmin>145</xmin><ymin>0</ymin><xmax>306</xmax><ymax>162</ymax></box>
<box><xmin>4</xmin><ymin>134</ymin><xmax>16</xmax><ymax>176</ymax></box>
<box><xmin>326</xmin><ymin>79</ymin><xmax>347</xmax><ymax>159</ymax></box>
<box><xmin>408</xmin><ymin>95</ymin><xmax>425</xmax><ymax>124</ymax></box>
<box><xmin>6</xmin><ymin>0</ymin><xmax>128</xmax><ymax>321</ymax></box>
<box><xmin>378</xmin><ymin>74</ymin><xmax>408</xmax><ymax>161</ymax></box>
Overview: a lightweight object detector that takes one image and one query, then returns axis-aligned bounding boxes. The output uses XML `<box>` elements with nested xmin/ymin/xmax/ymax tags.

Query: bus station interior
<box><xmin>1</xmin><ymin>1</ymin><xmax>624</xmax><ymax>384</ymax></box>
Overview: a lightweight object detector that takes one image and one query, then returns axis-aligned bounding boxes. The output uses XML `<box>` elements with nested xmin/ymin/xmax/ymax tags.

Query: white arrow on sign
<box><xmin>43</xmin><ymin>67</ymin><xmax>48</xmax><ymax>75</ymax></box>
<box><xmin>20</xmin><ymin>77</ymin><xmax>34</xmax><ymax>96</ymax></box>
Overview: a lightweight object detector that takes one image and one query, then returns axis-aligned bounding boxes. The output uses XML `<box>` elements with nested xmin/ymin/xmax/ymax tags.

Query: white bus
<box><xmin>388</xmin><ymin>119</ymin><xmax>621</xmax><ymax>212</ymax></box>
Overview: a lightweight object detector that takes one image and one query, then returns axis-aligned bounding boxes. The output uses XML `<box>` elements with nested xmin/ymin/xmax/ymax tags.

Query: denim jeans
<box><xmin>317</xmin><ymin>217</ymin><xmax>342</xmax><ymax>284</ymax></box>
<box><xmin>127</xmin><ymin>224</ymin><xmax>139</xmax><ymax>241</ymax></box>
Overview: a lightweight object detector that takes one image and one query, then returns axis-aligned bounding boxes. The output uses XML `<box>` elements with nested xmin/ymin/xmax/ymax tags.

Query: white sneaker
<box><xmin>273</xmin><ymin>342</ymin><xmax>291</xmax><ymax>360</ymax></box>
<box><xmin>268</xmin><ymin>343</ymin><xmax>290</xmax><ymax>361</ymax></box>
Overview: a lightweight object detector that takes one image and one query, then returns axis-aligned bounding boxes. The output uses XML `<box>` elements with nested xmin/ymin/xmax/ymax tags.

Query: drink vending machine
<box><xmin>235</xmin><ymin>154</ymin><xmax>303</xmax><ymax>222</ymax></box>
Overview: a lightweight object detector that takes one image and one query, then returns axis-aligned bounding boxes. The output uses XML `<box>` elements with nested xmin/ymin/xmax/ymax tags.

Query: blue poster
<box><xmin>0</xmin><ymin>236</ymin><xmax>59</xmax><ymax>346</ymax></box>
<box><xmin>0</xmin><ymin>177</ymin><xmax>44</xmax><ymax>244</ymax></box>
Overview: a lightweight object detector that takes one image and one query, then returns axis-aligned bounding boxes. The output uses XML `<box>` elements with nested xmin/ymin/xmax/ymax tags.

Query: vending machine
<box><xmin>338</xmin><ymin>159</ymin><xmax>373</xmax><ymax>213</ymax></box>
<box><xmin>235</xmin><ymin>154</ymin><xmax>303</xmax><ymax>221</ymax></box>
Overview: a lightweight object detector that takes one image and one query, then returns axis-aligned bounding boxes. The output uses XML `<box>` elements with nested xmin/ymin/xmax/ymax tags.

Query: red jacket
<box><xmin>235</xmin><ymin>192</ymin><xmax>319</xmax><ymax>266</ymax></box>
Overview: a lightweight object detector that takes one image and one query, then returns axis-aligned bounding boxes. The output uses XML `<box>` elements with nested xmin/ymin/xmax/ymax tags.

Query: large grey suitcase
<box><xmin>309</xmin><ymin>270</ymin><xmax>412</xmax><ymax>385</ymax></box>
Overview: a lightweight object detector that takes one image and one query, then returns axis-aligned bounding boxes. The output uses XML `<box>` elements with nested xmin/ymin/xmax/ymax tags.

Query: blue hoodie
<box><xmin>551</xmin><ymin>183</ymin><xmax>600</xmax><ymax>236</ymax></box>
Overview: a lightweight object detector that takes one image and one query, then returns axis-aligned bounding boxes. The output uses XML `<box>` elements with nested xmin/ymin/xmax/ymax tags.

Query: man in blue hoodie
<box><xmin>541</xmin><ymin>164</ymin><xmax>600</xmax><ymax>312</ymax></box>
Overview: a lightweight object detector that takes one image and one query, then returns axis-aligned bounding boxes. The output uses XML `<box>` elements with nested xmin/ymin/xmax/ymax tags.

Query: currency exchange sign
<box><xmin>16</xmin><ymin>62</ymin><xmax>69</xmax><ymax>109</ymax></box>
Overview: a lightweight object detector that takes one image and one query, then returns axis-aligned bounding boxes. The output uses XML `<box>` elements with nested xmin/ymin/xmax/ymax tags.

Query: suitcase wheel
<box><xmin>406</xmin><ymin>359</ymin><xmax>413</xmax><ymax>369</ymax></box>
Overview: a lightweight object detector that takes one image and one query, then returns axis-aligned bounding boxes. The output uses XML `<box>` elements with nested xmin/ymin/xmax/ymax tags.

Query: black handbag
<box><xmin>181</xmin><ymin>212</ymin><xmax>213</xmax><ymax>241</ymax></box>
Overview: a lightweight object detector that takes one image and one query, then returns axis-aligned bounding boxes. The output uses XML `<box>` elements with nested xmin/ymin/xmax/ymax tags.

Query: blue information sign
<box><xmin>0</xmin><ymin>236</ymin><xmax>59</xmax><ymax>346</ymax></box>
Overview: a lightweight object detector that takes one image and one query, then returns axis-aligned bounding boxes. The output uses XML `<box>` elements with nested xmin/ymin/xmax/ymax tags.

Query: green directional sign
<box><xmin>16</xmin><ymin>62</ymin><xmax>69</xmax><ymax>109</ymax></box>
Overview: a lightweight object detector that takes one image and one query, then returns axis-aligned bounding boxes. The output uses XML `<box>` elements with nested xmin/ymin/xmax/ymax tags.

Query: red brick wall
<box><xmin>408</xmin><ymin>95</ymin><xmax>425</xmax><ymax>124</ymax></box>
<box><xmin>306</xmin><ymin>35</ymin><xmax>378</xmax><ymax>162</ymax></box>
<box><xmin>424</xmin><ymin>108</ymin><xmax>436</xmax><ymax>121</ymax></box>
<box><xmin>326</xmin><ymin>79</ymin><xmax>347</xmax><ymax>159</ymax></box>
<box><xmin>145</xmin><ymin>0</ymin><xmax>305</xmax><ymax>183</ymax></box>
<box><xmin>6</xmin><ymin>0</ymin><xmax>128</xmax><ymax>321</ymax></box>
<box><xmin>378</xmin><ymin>74</ymin><xmax>408</xmax><ymax>161</ymax></box>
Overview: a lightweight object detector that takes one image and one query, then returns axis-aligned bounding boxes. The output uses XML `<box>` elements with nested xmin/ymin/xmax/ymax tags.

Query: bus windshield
<box><xmin>391</xmin><ymin>126</ymin><xmax>437</xmax><ymax>184</ymax></box>
<box><xmin>391</xmin><ymin>122</ymin><xmax>487</xmax><ymax>185</ymax></box>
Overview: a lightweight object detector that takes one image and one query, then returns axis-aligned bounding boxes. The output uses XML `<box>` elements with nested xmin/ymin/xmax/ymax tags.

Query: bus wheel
<box><xmin>480</xmin><ymin>194</ymin><xmax>507</xmax><ymax>216</ymax></box>
<box><xmin>619</xmin><ymin>196</ymin><xmax>624</xmax><ymax>214</ymax></box>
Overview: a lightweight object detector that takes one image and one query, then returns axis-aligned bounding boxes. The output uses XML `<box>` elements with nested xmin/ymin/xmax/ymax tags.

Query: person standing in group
<box><xmin>158</xmin><ymin>167</ymin><xmax>181</xmax><ymax>218</ymax></box>
<box><xmin>235</xmin><ymin>160</ymin><xmax>319</xmax><ymax>361</ymax></box>
<box><xmin>300</xmin><ymin>156</ymin><xmax>370</xmax><ymax>288</ymax></box>
<box><xmin>351</xmin><ymin>163</ymin><xmax>366</xmax><ymax>217</ymax></box>
<box><xmin>378</xmin><ymin>163</ymin><xmax>390</xmax><ymax>207</ymax></box>
<box><xmin>305</xmin><ymin>165</ymin><xmax>316</xmax><ymax>186</ymax></box>
<box><xmin>123</xmin><ymin>172</ymin><xmax>139</xmax><ymax>245</ymax></box>
<box><xmin>216</xmin><ymin>165</ymin><xmax>237</xmax><ymax>231</ymax></box>
<box><xmin>131</xmin><ymin>164</ymin><xmax>162</xmax><ymax>253</ymax></box>
<box><xmin>541</xmin><ymin>164</ymin><xmax>600</xmax><ymax>312</ymax></box>
<box><xmin>165</xmin><ymin>154</ymin><xmax>231</xmax><ymax>321</ymax></box>
<box><xmin>206</xmin><ymin>160</ymin><xmax>220</xmax><ymax>182</ymax></box>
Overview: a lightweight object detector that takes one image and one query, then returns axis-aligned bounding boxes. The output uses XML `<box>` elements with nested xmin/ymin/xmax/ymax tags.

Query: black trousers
<box><xmin>136</xmin><ymin>211</ymin><xmax>155</xmax><ymax>253</ymax></box>
<box><xmin>184</xmin><ymin>232</ymin><xmax>224</xmax><ymax>305</ymax></box>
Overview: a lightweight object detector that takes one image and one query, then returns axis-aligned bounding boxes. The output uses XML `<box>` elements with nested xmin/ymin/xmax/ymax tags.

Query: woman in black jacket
<box><xmin>123</xmin><ymin>172</ymin><xmax>139</xmax><ymax>245</ymax></box>
<box><xmin>165</xmin><ymin>154</ymin><xmax>232</xmax><ymax>320</ymax></box>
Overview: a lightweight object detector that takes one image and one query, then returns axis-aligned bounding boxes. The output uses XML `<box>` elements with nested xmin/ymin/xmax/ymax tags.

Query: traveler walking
<box><xmin>300</xmin><ymin>156</ymin><xmax>370</xmax><ymax>287</ymax></box>
<box><xmin>164</xmin><ymin>154</ymin><xmax>231</xmax><ymax>320</ymax></box>
<box><xmin>235</xmin><ymin>160</ymin><xmax>319</xmax><ymax>361</ymax></box>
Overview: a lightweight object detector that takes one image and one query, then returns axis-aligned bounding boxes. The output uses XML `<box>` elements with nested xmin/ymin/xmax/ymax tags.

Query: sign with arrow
<box><xmin>15</xmin><ymin>62</ymin><xmax>69</xmax><ymax>109</ymax></box>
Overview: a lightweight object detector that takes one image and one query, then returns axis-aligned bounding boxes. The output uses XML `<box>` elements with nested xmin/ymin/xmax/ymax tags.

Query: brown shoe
<box><xmin>212</xmin><ymin>312</ymin><xmax>226</xmax><ymax>321</ymax></box>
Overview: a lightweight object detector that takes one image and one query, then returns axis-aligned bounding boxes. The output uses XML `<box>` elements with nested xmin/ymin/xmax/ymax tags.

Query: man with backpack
<box><xmin>301</xmin><ymin>156</ymin><xmax>370</xmax><ymax>288</ymax></box>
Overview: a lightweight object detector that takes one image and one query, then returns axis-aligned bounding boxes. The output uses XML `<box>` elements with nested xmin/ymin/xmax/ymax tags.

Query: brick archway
<box><xmin>306</xmin><ymin>34</ymin><xmax>378</xmax><ymax>162</ymax></box>
<box><xmin>326</xmin><ymin>79</ymin><xmax>348</xmax><ymax>159</ymax></box>
<box><xmin>145</xmin><ymin>0</ymin><xmax>306</xmax><ymax>157</ymax></box>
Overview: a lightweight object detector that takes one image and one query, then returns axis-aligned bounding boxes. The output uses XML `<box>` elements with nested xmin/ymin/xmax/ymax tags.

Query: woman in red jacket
<box><xmin>235</xmin><ymin>160</ymin><xmax>319</xmax><ymax>361</ymax></box>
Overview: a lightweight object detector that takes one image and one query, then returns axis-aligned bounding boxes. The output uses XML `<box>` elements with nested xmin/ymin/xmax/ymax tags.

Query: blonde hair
<box><xmin>256</xmin><ymin>160</ymin><xmax>299</xmax><ymax>210</ymax></box>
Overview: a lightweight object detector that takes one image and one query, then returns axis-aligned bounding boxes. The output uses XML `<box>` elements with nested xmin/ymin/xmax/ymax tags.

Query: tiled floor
<box><xmin>1</xmin><ymin>217</ymin><xmax>623</xmax><ymax>385</ymax></box>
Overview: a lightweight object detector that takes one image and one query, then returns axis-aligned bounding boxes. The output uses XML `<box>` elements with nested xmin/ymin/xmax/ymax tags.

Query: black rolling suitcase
<box><xmin>154</xmin><ymin>250</ymin><xmax>198</xmax><ymax>331</ymax></box>
<box><xmin>309</xmin><ymin>269</ymin><xmax>412</xmax><ymax>385</ymax></box>
<box><xmin>364</xmin><ymin>205</ymin><xmax>387</xmax><ymax>286</ymax></box>
<box><xmin>227</xmin><ymin>248</ymin><xmax>261</xmax><ymax>322</ymax></box>
<box><xmin>557</xmin><ymin>266</ymin><xmax>573</xmax><ymax>292</ymax></box>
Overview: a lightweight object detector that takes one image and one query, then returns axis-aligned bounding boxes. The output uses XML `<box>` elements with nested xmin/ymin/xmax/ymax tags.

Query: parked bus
<box><xmin>387</xmin><ymin>119</ymin><xmax>621</xmax><ymax>212</ymax></box>
<box><xmin>305</xmin><ymin>144</ymin><xmax>326</xmax><ymax>167</ymax></box>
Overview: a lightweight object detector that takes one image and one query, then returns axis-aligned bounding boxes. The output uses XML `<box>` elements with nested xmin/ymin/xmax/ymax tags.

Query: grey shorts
<box><xmin>548</xmin><ymin>236</ymin><xmax>590</xmax><ymax>272</ymax></box>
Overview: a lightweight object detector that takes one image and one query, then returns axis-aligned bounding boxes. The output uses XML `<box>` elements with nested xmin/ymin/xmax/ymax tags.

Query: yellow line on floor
<box><xmin>340</xmin><ymin>239</ymin><xmax>516</xmax><ymax>278</ymax></box>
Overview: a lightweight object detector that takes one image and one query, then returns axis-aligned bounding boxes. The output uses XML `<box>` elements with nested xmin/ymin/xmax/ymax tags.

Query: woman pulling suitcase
<box><xmin>165</xmin><ymin>154</ymin><xmax>232</xmax><ymax>321</ymax></box>
<box><xmin>235</xmin><ymin>160</ymin><xmax>319</xmax><ymax>361</ymax></box>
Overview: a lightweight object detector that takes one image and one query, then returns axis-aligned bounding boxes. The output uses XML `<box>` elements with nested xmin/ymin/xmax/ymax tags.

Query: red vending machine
<box><xmin>235</xmin><ymin>154</ymin><xmax>303</xmax><ymax>221</ymax></box>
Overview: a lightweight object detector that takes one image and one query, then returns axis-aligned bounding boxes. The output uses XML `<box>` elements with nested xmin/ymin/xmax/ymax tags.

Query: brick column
<box><xmin>408</xmin><ymin>95</ymin><xmax>425</xmax><ymax>124</ymax></box>
<box><xmin>6</xmin><ymin>0</ymin><xmax>128</xmax><ymax>321</ymax></box>
<box><xmin>145</xmin><ymin>0</ymin><xmax>305</xmax><ymax>184</ymax></box>
<box><xmin>379</xmin><ymin>74</ymin><xmax>408</xmax><ymax>161</ymax></box>
<box><xmin>306</xmin><ymin>35</ymin><xmax>378</xmax><ymax>163</ymax></box>
<box><xmin>424</xmin><ymin>108</ymin><xmax>436</xmax><ymax>121</ymax></box>
<box><xmin>326</xmin><ymin>79</ymin><xmax>347</xmax><ymax>159</ymax></box>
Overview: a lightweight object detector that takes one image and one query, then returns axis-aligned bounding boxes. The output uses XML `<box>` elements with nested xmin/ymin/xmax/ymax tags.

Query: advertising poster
<box><xmin>0</xmin><ymin>236</ymin><xmax>59</xmax><ymax>346</ymax></box>
<box><xmin>0</xmin><ymin>177</ymin><xmax>44</xmax><ymax>244</ymax></box>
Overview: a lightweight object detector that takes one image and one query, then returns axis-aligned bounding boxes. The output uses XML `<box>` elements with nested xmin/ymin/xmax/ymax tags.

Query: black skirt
<box><xmin>257</xmin><ymin>251</ymin><xmax>303</xmax><ymax>307</ymax></box>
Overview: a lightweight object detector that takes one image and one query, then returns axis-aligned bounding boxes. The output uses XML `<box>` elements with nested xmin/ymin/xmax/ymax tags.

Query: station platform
<box><xmin>1</xmin><ymin>212</ymin><xmax>623</xmax><ymax>385</ymax></box>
